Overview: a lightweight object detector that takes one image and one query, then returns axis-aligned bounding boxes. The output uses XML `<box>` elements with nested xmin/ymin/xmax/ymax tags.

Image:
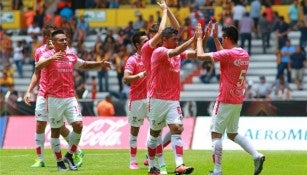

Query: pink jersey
<box><xmin>149</xmin><ymin>47</ymin><xmax>187</xmax><ymax>101</ymax></box>
<box><xmin>34</xmin><ymin>44</ymin><xmax>48</xmax><ymax>96</ymax></box>
<box><xmin>124</xmin><ymin>53</ymin><xmax>147</xmax><ymax>101</ymax></box>
<box><xmin>41</xmin><ymin>49</ymin><xmax>85</xmax><ymax>98</ymax></box>
<box><xmin>141</xmin><ymin>41</ymin><xmax>155</xmax><ymax>91</ymax></box>
<box><xmin>212</xmin><ymin>47</ymin><xmax>249</xmax><ymax>104</ymax></box>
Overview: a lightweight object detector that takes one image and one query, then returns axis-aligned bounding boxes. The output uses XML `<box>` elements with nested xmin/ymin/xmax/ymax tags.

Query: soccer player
<box><xmin>36</xmin><ymin>29</ymin><xmax>111</xmax><ymax>171</ymax></box>
<box><xmin>147</xmin><ymin>27</ymin><xmax>196</xmax><ymax>175</ymax></box>
<box><xmin>195</xmin><ymin>22</ymin><xmax>265</xmax><ymax>175</ymax></box>
<box><xmin>24</xmin><ymin>25</ymin><xmax>84</xmax><ymax>168</ymax></box>
<box><xmin>141</xmin><ymin>1</ymin><xmax>180</xmax><ymax>174</ymax></box>
<box><xmin>123</xmin><ymin>31</ymin><xmax>149</xmax><ymax>170</ymax></box>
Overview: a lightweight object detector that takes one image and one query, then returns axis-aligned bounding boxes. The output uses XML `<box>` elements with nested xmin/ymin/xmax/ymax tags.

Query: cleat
<box><xmin>149</xmin><ymin>167</ymin><xmax>161</xmax><ymax>175</ymax></box>
<box><xmin>74</xmin><ymin>150</ymin><xmax>84</xmax><ymax>168</ymax></box>
<box><xmin>208</xmin><ymin>171</ymin><xmax>222</xmax><ymax>175</ymax></box>
<box><xmin>144</xmin><ymin>155</ymin><xmax>149</xmax><ymax>166</ymax></box>
<box><xmin>174</xmin><ymin>164</ymin><xmax>194</xmax><ymax>175</ymax></box>
<box><xmin>63</xmin><ymin>152</ymin><xmax>78</xmax><ymax>171</ymax></box>
<box><xmin>31</xmin><ymin>159</ymin><xmax>45</xmax><ymax>168</ymax></box>
<box><xmin>129</xmin><ymin>161</ymin><xmax>139</xmax><ymax>170</ymax></box>
<box><xmin>160</xmin><ymin>165</ymin><xmax>168</xmax><ymax>174</ymax></box>
<box><xmin>254</xmin><ymin>155</ymin><xmax>265</xmax><ymax>175</ymax></box>
<box><xmin>57</xmin><ymin>161</ymin><xmax>68</xmax><ymax>171</ymax></box>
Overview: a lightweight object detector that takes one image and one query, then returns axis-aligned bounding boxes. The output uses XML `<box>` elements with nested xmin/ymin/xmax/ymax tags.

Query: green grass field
<box><xmin>0</xmin><ymin>149</ymin><xmax>307</xmax><ymax>175</ymax></box>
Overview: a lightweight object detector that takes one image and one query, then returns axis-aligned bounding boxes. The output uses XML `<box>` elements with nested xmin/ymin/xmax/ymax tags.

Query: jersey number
<box><xmin>237</xmin><ymin>70</ymin><xmax>247</xmax><ymax>87</ymax></box>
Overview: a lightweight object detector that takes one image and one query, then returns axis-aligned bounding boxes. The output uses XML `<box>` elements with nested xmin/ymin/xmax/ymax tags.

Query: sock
<box><xmin>212</xmin><ymin>138</ymin><xmax>222</xmax><ymax>173</ymax></box>
<box><xmin>147</xmin><ymin>135</ymin><xmax>158</xmax><ymax>168</ymax></box>
<box><xmin>156</xmin><ymin>135</ymin><xmax>166</xmax><ymax>167</ymax></box>
<box><xmin>234</xmin><ymin>134</ymin><xmax>260</xmax><ymax>159</ymax></box>
<box><xmin>129</xmin><ymin>134</ymin><xmax>137</xmax><ymax>162</ymax></box>
<box><xmin>162</xmin><ymin>131</ymin><xmax>171</xmax><ymax>148</ymax></box>
<box><xmin>68</xmin><ymin>131</ymin><xmax>81</xmax><ymax>154</ymax></box>
<box><xmin>35</xmin><ymin>133</ymin><xmax>45</xmax><ymax>161</ymax></box>
<box><xmin>51</xmin><ymin>138</ymin><xmax>62</xmax><ymax>162</ymax></box>
<box><xmin>171</xmin><ymin>134</ymin><xmax>183</xmax><ymax>167</ymax></box>
<box><xmin>63</xmin><ymin>135</ymin><xmax>70</xmax><ymax>143</ymax></box>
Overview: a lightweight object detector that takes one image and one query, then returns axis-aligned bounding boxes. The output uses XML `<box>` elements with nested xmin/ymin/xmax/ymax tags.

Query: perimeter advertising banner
<box><xmin>2</xmin><ymin>116</ymin><xmax>195</xmax><ymax>149</ymax></box>
<box><xmin>192</xmin><ymin>117</ymin><xmax>307</xmax><ymax>150</ymax></box>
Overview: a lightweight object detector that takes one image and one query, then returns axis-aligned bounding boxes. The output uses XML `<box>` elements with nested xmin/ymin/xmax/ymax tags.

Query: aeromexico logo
<box><xmin>45</xmin><ymin>119</ymin><xmax>128</xmax><ymax>147</ymax></box>
<box><xmin>233</xmin><ymin>59</ymin><xmax>249</xmax><ymax>67</ymax></box>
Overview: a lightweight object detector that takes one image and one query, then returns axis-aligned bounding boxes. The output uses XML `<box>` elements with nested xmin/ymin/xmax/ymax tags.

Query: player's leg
<box><xmin>60</xmin><ymin>124</ymin><xmax>84</xmax><ymax>167</ymax></box>
<box><xmin>128</xmin><ymin>99</ymin><xmax>147</xmax><ymax>169</ymax></box>
<box><xmin>31</xmin><ymin>96</ymin><xmax>48</xmax><ymax>168</ymax></box>
<box><xmin>64</xmin><ymin>97</ymin><xmax>83</xmax><ymax>171</ymax></box>
<box><xmin>226</xmin><ymin>104</ymin><xmax>265</xmax><ymax>175</ymax></box>
<box><xmin>48</xmin><ymin>97</ymin><xmax>68</xmax><ymax>171</ymax></box>
<box><xmin>208</xmin><ymin>102</ymin><xmax>227</xmax><ymax>175</ymax></box>
<box><xmin>167</xmin><ymin>101</ymin><xmax>193</xmax><ymax>175</ymax></box>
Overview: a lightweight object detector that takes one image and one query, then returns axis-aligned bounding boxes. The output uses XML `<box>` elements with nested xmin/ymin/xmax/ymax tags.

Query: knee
<box><xmin>72</xmin><ymin>121</ymin><xmax>83</xmax><ymax>133</ymax></box>
<box><xmin>171</xmin><ymin>125</ymin><xmax>184</xmax><ymax>134</ymax></box>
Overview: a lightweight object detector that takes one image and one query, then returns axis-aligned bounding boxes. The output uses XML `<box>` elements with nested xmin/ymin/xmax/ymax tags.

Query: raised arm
<box><xmin>202</xmin><ymin>21</ymin><xmax>213</xmax><ymax>49</ymax></box>
<box><xmin>24</xmin><ymin>71</ymin><xmax>40</xmax><ymax>105</ymax></box>
<box><xmin>123</xmin><ymin>71</ymin><xmax>146</xmax><ymax>84</ymax></box>
<box><xmin>168</xmin><ymin>35</ymin><xmax>195</xmax><ymax>58</ymax></box>
<box><xmin>150</xmin><ymin>0</ymin><xmax>168</xmax><ymax>48</ymax></box>
<box><xmin>196</xmin><ymin>23</ymin><xmax>213</xmax><ymax>61</ymax></box>
<box><xmin>212</xmin><ymin>22</ymin><xmax>223</xmax><ymax>51</ymax></box>
<box><xmin>167</xmin><ymin>7</ymin><xmax>180</xmax><ymax>31</ymax></box>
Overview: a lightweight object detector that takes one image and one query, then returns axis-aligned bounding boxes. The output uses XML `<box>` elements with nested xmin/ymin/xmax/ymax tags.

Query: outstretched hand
<box><xmin>212</xmin><ymin>22</ymin><xmax>219</xmax><ymax>39</ymax></box>
<box><xmin>195</xmin><ymin>23</ymin><xmax>203</xmax><ymax>39</ymax></box>
<box><xmin>102</xmin><ymin>61</ymin><xmax>112</xmax><ymax>70</ymax></box>
<box><xmin>203</xmin><ymin>20</ymin><xmax>213</xmax><ymax>40</ymax></box>
<box><xmin>157</xmin><ymin>0</ymin><xmax>167</xmax><ymax>10</ymax></box>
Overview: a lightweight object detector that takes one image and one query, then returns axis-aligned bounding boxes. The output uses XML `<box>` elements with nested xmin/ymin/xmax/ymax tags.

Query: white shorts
<box><xmin>148</xmin><ymin>98</ymin><xmax>183</xmax><ymax>131</ymax></box>
<box><xmin>47</xmin><ymin>97</ymin><xmax>82</xmax><ymax>128</ymax></box>
<box><xmin>35</xmin><ymin>96</ymin><xmax>48</xmax><ymax>122</ymax></box>
<box><xmin>127</xmin><ymin>99</ymin><xmax>147</xmax><ymax>127</ymax></box>
<box><xmin>210</xmin><ymin>101</ymin><xmax>242</xmax><ymax>134</ymax></box>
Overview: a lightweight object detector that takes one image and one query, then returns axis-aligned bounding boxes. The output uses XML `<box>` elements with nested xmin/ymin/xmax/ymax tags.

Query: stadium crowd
<box><xmin>0</xmin><ymin>0</ymin><xmax>306</xmax><ymax>116</ymax></box>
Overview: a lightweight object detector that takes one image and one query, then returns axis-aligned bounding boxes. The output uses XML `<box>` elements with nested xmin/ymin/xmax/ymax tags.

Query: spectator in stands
<box><xmin>258</xmin><ymin>12</ymin><xmax>271</xmax><ymax>53</ymax></box>
<box><xmin>74</xmin><ymin>70</ymin><xmax>86</xmax><ymax>99</ymax></box>
<box><xmin>91</xmin><ymin>76</ymin><xmax>97</xmax><ymax>100</ymax></box>
<box><xmin>199</xmin><ymin>61</ymin><xmax>218</xmax><ymax>84</ymax></box>
<box><xmin>239</xmin><ymin>12</ymin><xmax>253</xmax><ymax>55</ymax></box>
<box><xmin>276</xmin><ymin>16</ymin><xmax>290</xmax><ymax>49</ymax></box>
<box><xmin>190</xmin><ymin>6</ymin><xmax>204</xmax><ymax>29</ymax></box>
<box><xmin>244</xmin><ymin>79</ymin><xmax>255</xmax><ymax>100</ymax></box>
<box><xmin>24</xmin><ymin>7</ymin><xmax>36</xmax><ymax>28</ymax></box>
<box><xmin>289</xmin><ymin>46</ymin><xmax>306</xmax><ymax>90</ymax></box>
<box><xmin>30</xmin><ymin>35</ymin><xmax>43</xmax><ymax>72</ymax></box>
<box><xmin>74</xmin><ymin>15</ymin><xmax>89</xmax><ymax>42</ymax></box>
<box><xmin>302</xmin><ymin>0</ymin><xmax>307</xmax><ymax>24</ymax></box>
<box><xmin>288</xmin><ymin>0</ymin><xmax>299</xmax><ymax>29</ymax></box>
<box><xmin>250</xmin><ymin>0</ymin><xmax>262</xmax><ymax>39</ymax></box>
<box><xmin>0</xmin><ymin>72</ymin><xmax>14</xmax><ymax>89</ymax></box>
<box><xmin>109</xmin><ymin>0</ymin><xmax>120</xmax><ymax>8</ymax></box>
<box><xmin>85</xmin><ymin>0</ymin><xmax>96</xmax><ymax>8</ymax></box>
<box><xmin>278</xmin><ymin>39</ymin><xmax>295</xmax><ymax>83</ymax></box>
<box><xmin>133</xmin><ymin>14</ymin><xmax>146</xmax><ymax>31</ymax></box>
<box><xmin>97</xmin><ymin>50</ymin><xmax>110</xmax><ymax>92</ymax></box>
<box><xmin>232</xmin><ymin>1</ymin><xmax>246</xmax><ymax>29</ymax></box>
<box><xmin>275</xmin><ymin>48</ymin><xmax>282</xmax><ymax>74</ymax></box>
<box><xmin>254</xmin><ymin>75</ymin><xmax>272</xmax><ymax>100</ymax></box>
<box><xmin>13</xmin><ymin>41</ymin><xmax>24</xmax><ymax>78</ymax></box>
<box><xmin>181</xmin><ymin>17</ymin><xmax>194</xmax><ymax>42</ymax></box>
<box><xmin>114</xmin><ymin>45</ymin><xmax>128</xmax><ymax>92</ymax></box>
<box><xmin>59</xmin><ymin>4</ymin><xmax>73</xmax><ymax>22</ymax></box>
<box><xmin>263</xmin><ymin>3</ymin><xmax>273</xmax><ymax>24</ymax></box>
<box><xmin>97</xmin><ymin>94</ymin><xmax>115</xmax><ymax>116</ymax></box>
<box><xmin>293</xmin><ymin>20</ymin><xmax>307</xmax><ymax>48</ymax></box>
<box><xmin>11</xmin><ymin>0</ymin><xmax>23</xmax><ymax>10</ymax></box>
<box><xmin>103</xmin><ymin>31</ymin><xmax>116</xmax><ymax>52</ymax></box>
<box><xmin>27</xmin><ymin>21</ymin><xmax>41</xmax><ymax>39</ymax></box>
<box><xmin>0</xmin><ymin>32</ymin><xmax>13</xmax><ymax>65</ymax></box>
<box><xmin>271</xmin><ymin>75</ymin><xmax>292</xmax><ymax>100</ymax></box>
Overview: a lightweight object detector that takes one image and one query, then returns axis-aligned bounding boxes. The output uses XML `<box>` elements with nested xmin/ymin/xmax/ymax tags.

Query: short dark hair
<box><xmin>42</xmin><ymin>25</ymin><xmax>57</xmax><ymax>38</ymax></box>
<box><xmin>148</xmin><ymin>23</ymin><xmax>159</xmax><ymax>34</ymax></box>
<box><xmin>222</xmin><ymin>25</ymin><xmax>239</xmax><ymax>44</ymax></box>
<box><xmin>131</xmin><ymin>31</ymin><xmax>147</xmax><ymax>48</ymax></box>
<box><xmin>51</xmin><ymin>29</ymin><xmax>65</xmax><ymax>39</ymax></box>
<box><xmin>161</xmin><ymin>27</ymin><xmax>178</xmax><ymax>39</ymax></box>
